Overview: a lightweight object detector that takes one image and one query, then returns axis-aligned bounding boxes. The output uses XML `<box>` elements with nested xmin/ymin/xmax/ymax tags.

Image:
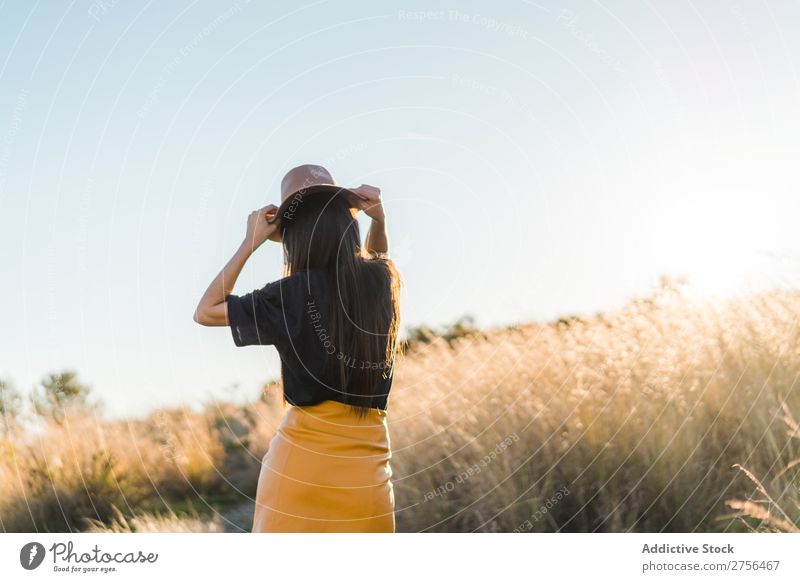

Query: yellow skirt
<box><xmin>252</xmin><ymin>399</ymin><xmax>395</xmax><ymax>533</ymax></box>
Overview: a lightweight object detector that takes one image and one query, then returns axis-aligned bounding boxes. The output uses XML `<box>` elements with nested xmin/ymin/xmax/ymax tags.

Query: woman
<box><xmin>193</xmin><ymin>164</ymin><xmax>401</xmax><ymax>533</ymax></box>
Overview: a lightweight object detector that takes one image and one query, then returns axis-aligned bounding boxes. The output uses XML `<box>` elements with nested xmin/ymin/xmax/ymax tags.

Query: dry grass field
<box><xmin>2</xmin><ymin>283</ymin><xmax>799</xmax><ymax>533</ymax></box>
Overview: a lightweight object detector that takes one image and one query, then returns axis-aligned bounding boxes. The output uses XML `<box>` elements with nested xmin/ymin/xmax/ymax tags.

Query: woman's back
<box><xmin>226</xmin><ymin>267</ymin><xmax>394</xmax><ymax>409</ymax></box>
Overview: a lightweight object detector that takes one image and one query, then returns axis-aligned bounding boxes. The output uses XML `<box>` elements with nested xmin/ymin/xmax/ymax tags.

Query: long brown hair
<box><xmin>280</xmin><ymin>190</ymin><xmax>401</xmax><ymax>417</ymax></box>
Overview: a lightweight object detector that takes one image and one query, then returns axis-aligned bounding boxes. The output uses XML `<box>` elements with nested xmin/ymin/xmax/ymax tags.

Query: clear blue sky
<box><xmin>1</xmin><ymin>0</ymin><xmax>798</xmax><ymax>418</ymax></box>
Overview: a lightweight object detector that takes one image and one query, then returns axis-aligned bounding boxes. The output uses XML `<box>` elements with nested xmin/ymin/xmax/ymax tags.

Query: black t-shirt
<box><xmin>226</xmin><ymin>269</ymin><xmax>392</xmax><ymax>410</ymax></box>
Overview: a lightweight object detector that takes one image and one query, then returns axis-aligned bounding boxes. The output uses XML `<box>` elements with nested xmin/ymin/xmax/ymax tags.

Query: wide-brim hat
<box><xmin>267</xmin><ymin>163</ymin><xmax>361</xmax><ymax>242</ymax></box>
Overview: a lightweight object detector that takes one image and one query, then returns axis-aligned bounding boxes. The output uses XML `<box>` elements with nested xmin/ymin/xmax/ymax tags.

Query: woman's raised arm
<box><xmin>349</xmin><ymin>184</ymin><xmax>388</xmax><ymax>256</ymax></box>
<box><xmin>193</xmin><ymin>204</ymin><xmax>278</xmax><ymax>326</ymax></box>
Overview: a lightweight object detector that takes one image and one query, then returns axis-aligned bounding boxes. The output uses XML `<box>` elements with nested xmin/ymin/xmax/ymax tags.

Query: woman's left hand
<box><xmin>348</xmin><ymin>184</ymin><xmax>385</xmax><ymax>223</ymax></box>
<box><xmin>243</xmin><ymin>204</ymin><xmax>279</xmax><ymax>253</ymax></box>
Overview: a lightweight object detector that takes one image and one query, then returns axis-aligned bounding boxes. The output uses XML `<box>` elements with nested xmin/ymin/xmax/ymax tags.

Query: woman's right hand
<box><xmin>243</xmin><ymin>204</ymin><xmax>279</xmax><ymax>253</ymax></box>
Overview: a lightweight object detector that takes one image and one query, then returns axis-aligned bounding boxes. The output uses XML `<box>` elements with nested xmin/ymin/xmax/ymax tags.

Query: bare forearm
<box><xmin>194</xmin><ymin>242</ymin><xmax>252</xmax><ymax>325</ymax></box>
<box><xmin>365</xmin><ymin>217</ymin><xmax>388</xmax><ymax>255</ymax></box>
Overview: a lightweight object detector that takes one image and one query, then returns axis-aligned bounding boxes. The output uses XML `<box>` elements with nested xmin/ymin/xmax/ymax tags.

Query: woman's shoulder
<box><xmin>285</xmin><ymin>268</ymin><xmax>327</xmax><ymax>283</ymax></box>
<box><xmin>267</xmin><ymin>269</ymin><xmax>321</xmax><ymax>284</ymax></box>
<box><xmin>263</xmin><ymin>269</ymin><xmax>327</xmax><ymax>297</ymax></box>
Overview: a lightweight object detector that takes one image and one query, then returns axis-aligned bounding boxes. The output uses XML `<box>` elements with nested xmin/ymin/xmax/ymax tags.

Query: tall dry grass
<box><xmin>390</xmin><ymin>286</ymin><xmax>800</xmax><ymax>532</ymax></box>
<box><xmin>1</xmin><ymin>285</ymin><xmax>798</xmax><ymax>532</ymax></box>
<box><xmin>0</xmin><ymin>397</ymin><xmax>282</xmax><ymax>532</ymax></box>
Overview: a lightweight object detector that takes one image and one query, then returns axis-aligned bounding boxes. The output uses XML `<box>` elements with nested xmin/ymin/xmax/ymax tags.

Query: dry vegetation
<box><xmin>1</xmin><ymin>284</ymin><xmax>799</xmax><ymax>532</ymax></box>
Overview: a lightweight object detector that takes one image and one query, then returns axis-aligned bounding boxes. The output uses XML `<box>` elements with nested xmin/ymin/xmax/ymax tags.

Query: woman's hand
<box><xmin>243</xmin><ymin>204</ymin><xmax>279</xmax><ymax>253</ymax></box>
<box><xmin>194</xmin><ymin>204</ymin><xmax>276</xmax><ymax>327</ymax></box>
<box><xmin>348</xmin><ymin>184</ymin><xmax>385</xmax><ymax>223</ymax></box>
<box><xmin>348</xmin><ymin>185</ymin><xmax>389</xmax><ymax>255</ymax></box>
